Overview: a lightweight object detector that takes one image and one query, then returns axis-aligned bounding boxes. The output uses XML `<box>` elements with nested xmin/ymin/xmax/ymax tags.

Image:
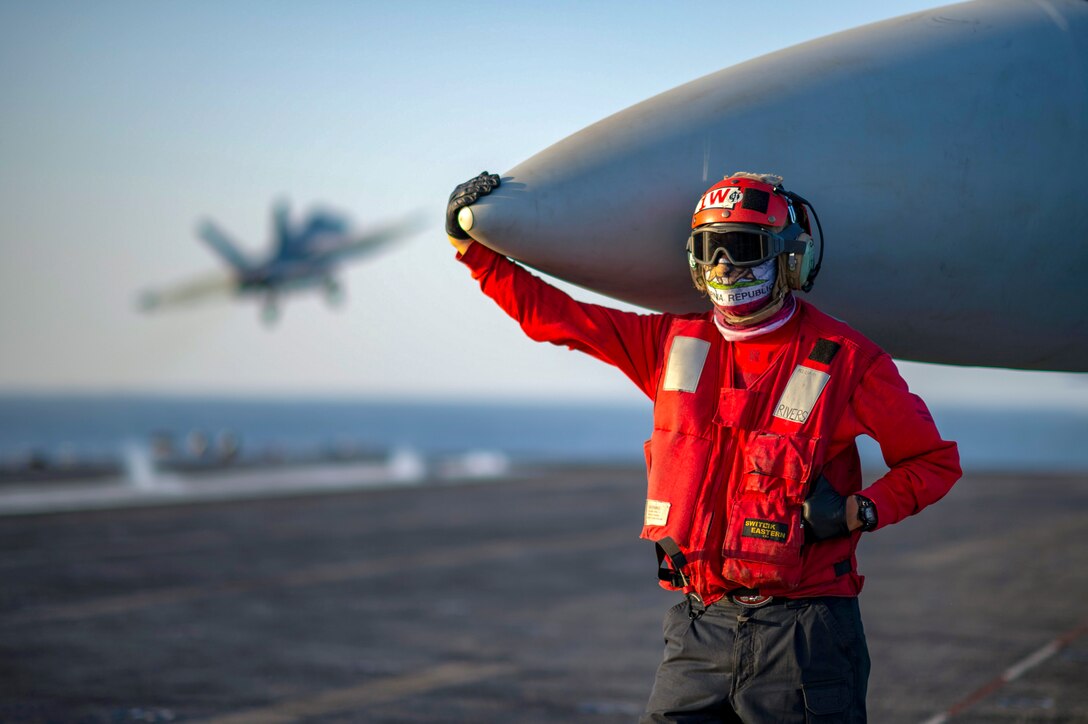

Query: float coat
<box><xmin>459</xmin><ymin>244</ymin><xmax>961</xmax><ymax>603</ymax></box>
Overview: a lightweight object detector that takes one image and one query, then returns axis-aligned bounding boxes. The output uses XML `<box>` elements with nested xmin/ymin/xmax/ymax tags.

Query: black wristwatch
<box><xmin>854</xmin><ymin>495</ymin><xmax>878</xmax><ymax>532</ymax></box>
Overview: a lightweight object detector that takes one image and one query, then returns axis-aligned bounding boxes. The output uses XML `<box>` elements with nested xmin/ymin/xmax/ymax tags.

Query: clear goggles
<box><xmin>686</xmin><ymin>223</ymin><xmax>806</xmax><ymax>268</ymax></box>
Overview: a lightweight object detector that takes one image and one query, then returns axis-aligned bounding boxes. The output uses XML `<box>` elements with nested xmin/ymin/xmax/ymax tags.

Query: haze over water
<box><xmin>1</xmin><ymin>394</ymin><xmax>1084</xmax><ymax>474</ymax></box>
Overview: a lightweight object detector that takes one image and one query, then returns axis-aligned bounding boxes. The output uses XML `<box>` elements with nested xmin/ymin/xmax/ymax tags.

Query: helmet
<box><xmin>687</xmin><ymin>173</ymin><xmax>822</xmax><ymax>292</ymax></box>
<box><xmin>691</xmin><ymin>174</ymin><xmax>791</xmax><ymax>230</ymax></box>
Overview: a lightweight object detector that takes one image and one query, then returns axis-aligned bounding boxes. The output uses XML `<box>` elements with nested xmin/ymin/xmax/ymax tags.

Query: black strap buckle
<box><xmin>655</xmin><ymin>537</ymin><xmax>689</xmax><ymax>588</ymax></box>
<box><xmin>685</xmin><ymin>592</ymin><xmax>706</xmax><ymax>620</ymax></box>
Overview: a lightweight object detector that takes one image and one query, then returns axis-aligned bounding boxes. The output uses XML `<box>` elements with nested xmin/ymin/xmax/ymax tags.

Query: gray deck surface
<box><xmin>1</xmin><ymin>466</ymin><xmax>1085</xmax><ymax>723</ymax></box>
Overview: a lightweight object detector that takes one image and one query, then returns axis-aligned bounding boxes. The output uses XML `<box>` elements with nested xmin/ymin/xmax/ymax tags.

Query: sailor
<box><xmin>447</xmin><ymin>171</ymin><xmax>960</xmax><ymax>723</ymax></box>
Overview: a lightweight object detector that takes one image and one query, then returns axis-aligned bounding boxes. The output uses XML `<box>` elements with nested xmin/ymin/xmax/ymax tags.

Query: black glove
<box><xmin>446</xmin><ymin>172</ymin><xmax>501</xmax><ymax>240</ymax></box>
<box><xmin>802</xmin><ymin>474</ymin><xmax>849</xmax><ymax>542</ymax></box>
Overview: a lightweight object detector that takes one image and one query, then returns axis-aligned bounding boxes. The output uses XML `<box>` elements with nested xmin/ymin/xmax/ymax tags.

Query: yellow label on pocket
<box><xmin>741</xmin><ymin>518</ymin><xmax>789</xmax><ymax>541</ymax></box>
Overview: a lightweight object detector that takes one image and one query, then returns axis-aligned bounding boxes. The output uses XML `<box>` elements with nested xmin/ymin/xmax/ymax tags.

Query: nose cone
<box><xmin>464</xmin><ymin>101</ymin><xmax>717</xmax><ymax>313</ymax></box>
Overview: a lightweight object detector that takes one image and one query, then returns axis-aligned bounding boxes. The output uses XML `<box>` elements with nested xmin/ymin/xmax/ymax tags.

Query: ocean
<box><xmin>0</xmin><ymin>394</ymin><xmax>1086</xmax><ymax>474</ymax></box>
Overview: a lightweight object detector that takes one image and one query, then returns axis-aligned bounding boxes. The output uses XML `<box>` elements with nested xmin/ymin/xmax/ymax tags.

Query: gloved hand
<box><xmin>446</xmin><ymin>171</ymin><xmax>501</xmax><ymax>240</ymax></box>
<box><xmin>802</xmin><ymin>474</ymin><xmax>850</xmax><ymax>542</ymax></box>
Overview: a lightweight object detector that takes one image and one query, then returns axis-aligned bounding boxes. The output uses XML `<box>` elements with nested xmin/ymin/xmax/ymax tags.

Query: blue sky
<box><xmin>1</xmin><ymin>0</ymin><xmax>1086</xmax><ymax>409</ymax></box>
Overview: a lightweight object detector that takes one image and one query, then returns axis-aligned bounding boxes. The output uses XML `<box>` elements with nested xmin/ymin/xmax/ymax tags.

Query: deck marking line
<box><xmin>919</xmin><ymin>619</ymin><xmax>1088</xmax><ymax>724</ymax></box>
<box><xmin>4</xmin><ymin>527</ymin><xmax>631</xmax><ymax>625</ymax></box>
<box><xmin>200</xmin><ymin>661</ymin><xmax>512</xmax><ymax>724</ymax></box>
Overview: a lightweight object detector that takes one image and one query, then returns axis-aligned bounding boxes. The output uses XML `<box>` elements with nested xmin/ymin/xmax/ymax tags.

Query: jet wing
<box><xmin>198</xmin><ymin>221</ymin><xmax>255</xmax><ymax>272</ymax></box>
<box><xmin>136</xmin><ymin>272</ymin><xmax>235</xmax><ymax>312</ymax></box>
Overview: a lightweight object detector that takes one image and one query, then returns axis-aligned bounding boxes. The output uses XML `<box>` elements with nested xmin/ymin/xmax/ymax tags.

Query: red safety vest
<box><xmin>458</xmin><ymin>243</ymin><xmax>959</xmax><ymax>603</ymax></box>
<box><xmin>641</xmin><ymin>304</ymin><xmax>880</xmax><ymax>598</ymax></box>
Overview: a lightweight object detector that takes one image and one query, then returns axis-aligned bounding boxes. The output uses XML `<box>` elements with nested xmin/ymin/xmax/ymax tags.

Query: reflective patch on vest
<box><xmin>773</xmin><ymin>365</ymin><xmax>830</xmax><ymax>424</ymax></box>
<box><xmin>662</xmin><ymin>336</ymin><xmax>710</xmax><ymax>392</ymax></box>
<box><xmin>741</xmin><ymin>518</ymin><xmax>789</xmax><ymax>542</ymax></box>
<box><xmin>644</xmin><ymin>499</ymin><xmax>671</xmax><ymax>526</ymax></box>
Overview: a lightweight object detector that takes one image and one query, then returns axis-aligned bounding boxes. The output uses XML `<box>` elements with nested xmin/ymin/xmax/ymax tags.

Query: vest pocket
<box><xmin>722</xmin><ymin>432</ymin><xmax>818</xmax><ymax>589</ymax></box>
<box><xmin>640</xmin><ymin>429</ymin><xmax>713</xmax><ymax>546</ymax></box>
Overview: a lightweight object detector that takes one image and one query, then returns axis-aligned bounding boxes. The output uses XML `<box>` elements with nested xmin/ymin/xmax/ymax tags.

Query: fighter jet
<box><xmin>138</xmin><ymin>201</ymin><xmax>421</xmax><ymax>324</ymax></box>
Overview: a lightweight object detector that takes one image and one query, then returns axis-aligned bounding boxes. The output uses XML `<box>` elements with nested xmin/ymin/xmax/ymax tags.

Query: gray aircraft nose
<box><xmin>460</xmin><ymin>0</ymin><xmax>1088</xmax><ymax>372</ymax></box>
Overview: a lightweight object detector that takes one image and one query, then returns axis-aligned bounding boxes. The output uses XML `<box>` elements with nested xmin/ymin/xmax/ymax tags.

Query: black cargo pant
<box><xmin>641</xmin><ymin>595</ymin><xmax>870</xmax><ymax>723</ymax></box>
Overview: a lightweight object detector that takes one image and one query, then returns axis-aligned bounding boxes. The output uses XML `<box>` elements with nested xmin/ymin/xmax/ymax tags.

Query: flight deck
<box><xmin>0</xmin><ymin>466</ymin><xmax>1085</xmax><ymax>723</ymax></box>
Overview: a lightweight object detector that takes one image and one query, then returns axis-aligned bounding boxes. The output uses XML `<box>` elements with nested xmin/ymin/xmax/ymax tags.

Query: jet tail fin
<box><xmin>198</xmin><ymin>221</ymin><xmax>253</xmax><ymax>272</ymax></box>
<box><xmin>272</xmin><ymin>200</ymin><xmax>293</xmax><ymax>257</ymax></box>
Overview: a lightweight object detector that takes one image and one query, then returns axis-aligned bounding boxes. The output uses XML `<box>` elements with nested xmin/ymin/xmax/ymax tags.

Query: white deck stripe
<box><xmin>919</xmin><ymin>620</ymin><xmax>1087</xmax><ymax>724</ymax></box>
<box><xmin>1002</xmin><ymin>640</ymin><xmax>1061</xmax><ymax>682</ymax></box>
<box><xmin>919</xmin><ymin>714</ymin><xmax>949</xmax><ymax>724</ymax></box>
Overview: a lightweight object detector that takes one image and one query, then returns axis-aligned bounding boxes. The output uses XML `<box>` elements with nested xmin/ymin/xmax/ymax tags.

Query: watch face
<box><xmin>856</xmin><ymin>496</ymin><xmax>876</xmax><ymax>530</ymax></box>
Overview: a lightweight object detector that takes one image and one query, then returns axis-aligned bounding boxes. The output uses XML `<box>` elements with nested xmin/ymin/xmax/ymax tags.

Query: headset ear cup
<box><xmin>784</xmin><ymin>234</ymin><xmax>816</xmax><ymax>290</ymax></box>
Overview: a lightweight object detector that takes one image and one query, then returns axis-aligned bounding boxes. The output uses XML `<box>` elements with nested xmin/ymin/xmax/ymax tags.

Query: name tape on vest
<box><xmin>741</xmin><ymin>518</ymin><xmax>789</xmax><ymax>541</ymax></box>
<box><xmin>663</xmin><ymin>336</ymin><xmax>710</xmax><ymax>392</ymax></box>
<box><xmin>644</xmin><ymin>499</ymin><xmax>671</xmax><ymax>526</ymax></box>
<box><xmin>773</xmin><ymin>365</ymin><xmax>830</xmax><ymax>424</ymax></box>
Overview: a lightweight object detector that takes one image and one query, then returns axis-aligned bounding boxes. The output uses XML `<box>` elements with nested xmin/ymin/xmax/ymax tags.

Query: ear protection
<box><xmin>782</xmin><ymin>232</ymin><xmax>816</xmax><ymax>291</ymax></box>
<box><xmin>778</xmin><ymin>188</ymin><xmax>824</xmax><ymax>292</ymax></box>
